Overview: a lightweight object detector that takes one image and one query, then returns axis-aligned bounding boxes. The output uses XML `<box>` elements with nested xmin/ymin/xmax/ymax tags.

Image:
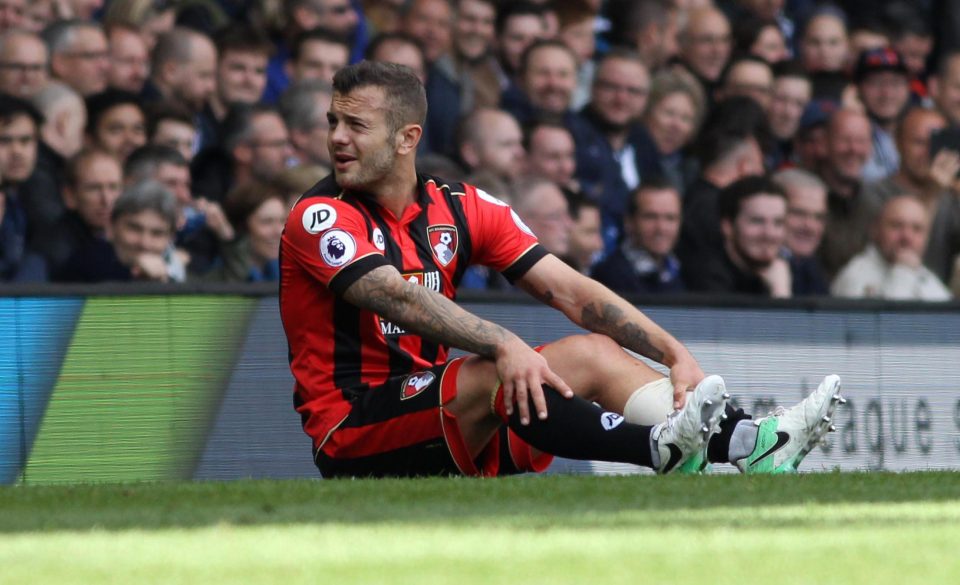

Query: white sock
<box><xmin>728</xmin><ymin>420</ymin><xmax>759</xmax><ymax>463</ymax></box>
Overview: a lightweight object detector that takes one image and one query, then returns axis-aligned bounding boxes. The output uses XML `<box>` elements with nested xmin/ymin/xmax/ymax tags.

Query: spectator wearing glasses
<box><xmin>0</xmin><ymin>29</ymin><xmax>48</xmax><ymax>99</ymax></box>
<box><xmin>773</xmin><ymin>168</ymin><xmax>831</xmax><ymax>296</ymax></box>
<box><xmin>43</xmin><ymin>20</ymin><xmax>110</xmax><ymax>97</ymax></box>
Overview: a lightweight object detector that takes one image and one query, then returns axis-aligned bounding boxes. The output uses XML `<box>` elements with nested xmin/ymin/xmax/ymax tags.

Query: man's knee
<box><xmin>555</xmin><ymin>333</ymin><xmax>623</xmax><ymax>360</ymax></box>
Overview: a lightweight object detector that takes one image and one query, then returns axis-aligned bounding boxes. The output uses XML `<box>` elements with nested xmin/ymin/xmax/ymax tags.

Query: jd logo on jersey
<box><xmin>401</xmin><ymin>371</ymin><xmax>436</xmax><ymax>400</ymax></box>
<box><xmin>427</xmin><ymin>225</ymin><xmax>458</xmax><ymax>266</ymax></box>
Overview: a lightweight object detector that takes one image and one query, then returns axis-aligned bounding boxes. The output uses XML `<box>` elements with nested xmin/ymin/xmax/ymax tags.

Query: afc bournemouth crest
<box><xmin>401</xmin><ymin>371</ymin><xmax>436</xmax><ymax>400</ymax></box>
<box><xmin>427</xmin><ymin>225</ymin><xmax>458</xmax><ymax>266</ymax></box>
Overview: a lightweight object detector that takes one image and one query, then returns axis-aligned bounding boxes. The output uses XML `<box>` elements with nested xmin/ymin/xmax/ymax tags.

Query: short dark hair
<box><xmin>495</xmin><ymin>1</ymin><xmax>547</xmax><ymax>36</ymax></box>
<box><xmin>733</xmin><ymin>15</ymin><xmax>783</xmax><ymax>57</ymax></box>
<box><xmin>606</xmin><ymin>0</ymin><xmax>672</xmax><ymax>47</ymax></box>
<box><xmin>214</xmin><ymin>23</ymin><xmax>274</xmax><ymax>58</ymax></box>
<box><xmin>523</xmin><ymin>118</ymin><xmax>571</xmax><ymax>151</ymax></box>
<box><xmin>627</xmin><ymin>176</ymin><xmax>678</xmax><ymax>216</ymax></box>
<box><xmin>332</xmin><ymin>60</ymin><xmax>427</xmax><ymax>131</ymax></box>
<box><xmin>85</xmin><ymin>89</ymin><xmax>144</xmax><ymax>135</ymax></box>
<box><xmin>565</xmin><ymin>190</ymin><xmax>598</xmax><ymax>221</ymax></box>
<box><xmin>772</xmin><ymin>59</ymin><xmax>809</xmax><ymax>81</ymax></box>
<box><xmin>221</xmin><ymin>103</ymin><xmax>282</xmax><ymax>152</ymax></box>
<box><xmin>695</xmin><ymin>96</ymin><xmax>772</xmax><ymax>168</ymax></box>
<box><xmin>65</xmin><ymin>148</ymin><xmax>118</xmax><ymax>188</ymax></box>
<box><xmin>365</xmin><ymin>31</ymin><xmax>424</xmax><ymax>62</ymax></box>
<box><xmin>0</xmin><ymin>93</ymin><xmax>44</xmax><ymax>128</ymax></box>
<box><xmin>520</xmin><ymin>38</ymin><xmax>577</xmax><ymax>75</ymax></box>
<box><xmin>145</xmin><ymin>101</ymin><xmax>195</xmax><ymax>139</ymax></box>
<box><xmin>223</xmin><ymin>180</ymin><xmax>286</xmax><ymax>234</ymax></box>
<box><xmin>721</xmin><ymin>55</ymin><xmax>773</xmax><ymax>88</ymax></box>
<box><xmin>718</xmin><ymin>175</ymin><xmax>786</xmax><ymax>221</ymax></box>
<box><xmin>124</xmin><ymin>144</ymin><xmax>188</xmax><ymax>184</ymax></box>
<box><xmin>292</xmin><ymin>27</ymin><xmax>350</xmax><ymax>62</ymax></box>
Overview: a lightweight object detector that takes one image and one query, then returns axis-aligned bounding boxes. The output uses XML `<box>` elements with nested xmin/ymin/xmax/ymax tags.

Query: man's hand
<box><xmin>131</xmin><ymin>253</ymin><xmax>169</xmax><ymax>282</ymax></box>
<box><xmin>928</xmin><ymin>149</ymin><xmax>960</xmax><ymax>191</ymax></box>
<box><xmin>195</xmin><ymin>199</ymin><xmax>235</xmax><ymax>241</ymax></box>
<box><xmin>757</xmin><ymin>257</ymin><xmax>793</xmax><ymax>298</ymax></box>
<box><xmin>894</xmin><ymin>248</ymin><xmax>923</xmax><ymax>269</ymax></box>
<box><xmin>668</xmin><ymin>352</ymin><xmax>706</xmax><ymax>410</ymax></box>
<box><xmin>495</xmin><ymin>337</ymin><xmax>573</xmax><ymax>425</ymax></box>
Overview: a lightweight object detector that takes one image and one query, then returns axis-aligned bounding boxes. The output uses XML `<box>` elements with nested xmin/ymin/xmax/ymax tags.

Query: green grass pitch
<box><xmin>2</xmin><ymin>472</ymin><xmax>959</xmax><ymax>584</ymax></box>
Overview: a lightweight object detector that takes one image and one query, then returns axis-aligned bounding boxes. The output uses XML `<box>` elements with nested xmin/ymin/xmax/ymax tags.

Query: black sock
<box><xmin>707</xmin><ymin>403</ymin><xmax>752</xmax><ymax>463</ymax></box>
<box><xmin>505</xmin><ymin>385</ymin><xmax>655</xmax><ymax>468</ymax></box>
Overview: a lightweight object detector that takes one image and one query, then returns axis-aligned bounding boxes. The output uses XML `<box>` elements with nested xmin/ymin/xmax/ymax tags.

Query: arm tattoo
<box><xmin>343</xmin><ymin>266</ymin><xmax>510</xmax><ymax>358</ymax></box>
<box><xmin>580</xmin><ymin>301</ymin><xmax>665</xmax><ymax>362</ymax></box>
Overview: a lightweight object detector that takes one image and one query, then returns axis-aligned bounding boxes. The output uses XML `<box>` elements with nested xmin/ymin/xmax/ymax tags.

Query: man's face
<box><xmin>898</xmin><ymin>110</ymin><xmax>947</xmax><ymax>185</ymax></box>
<box><xmin>218</xmin><ymin>50</ymin><xmax>268</xmax><ymax>106</ymax></box>
<box><xmin>568</xmin><ymin>205</ymin><xmax>603</xmax><ymax>270</ymax></box>
<box><xmin>859</xmin><ymin>71</ymin><xmax>909</xmax><ymax>124</ymax></box>
<box><xmin>152</xmin><ymin>119</ymin><xmax>196</xmax><ymax>163</ymax></box>
<box><xmin>95</xmin><ymin>104</ymin><xmax>146</xmax><ymax>162</ymax></box>
<box><xmin>328</xmin><ymin>86</ymin><xmax>400</xmax><ymax>190</ymax></box>
<box><xmin>932</xmin><ymin>56</ymin><xmax>960</xmax><ymax>126</ymax></box>
<box><xmin>300</xmin><ymin>0</ymin><xmax>359</xmax><ymax>37</ymax></box>
<box><xmin>591</xmin><ymin>58</ymin><xmax>649</xmax><ymax>130</ymax></box>
<box><xmin>471</xmin><ymin>111</ymin><xmax>525</xmax><ymax>180</ymax></box>
<box><xmin>247</xmin><ymin>197</ymin><xmax>286</xmax><ymax>263</ymax></box>
<box><xmin>112</xmin><ymin>209</ymin><xmax>173</xmax><ymax>266</ymax></box>
<box><xmin>54</xmin><ymin>26</ymin><xmax>109</xmax><ymax>96</ymax></box>
<box><xmin>560</xmin><ymin>18</ymin><xmax>595</xmax><ymax>65</ymax></box>
<box><xmin>67</xmin><ymin>154</ymin><xmax>121</xmax><ymax>230</ymax></box>
<box><xmin>108</xmin><ymin>28</ymin><xmax>149</xmax><ymax>93</ymax></box>
<box><xmin>0</xmin><ymin>34</ymin><xmax>48</xmax><ymax>98</ymax></box>
<box><xmin>752</xmin><ymin>25</ymin><xmax>788</xmax><ymax>64</ymax></box>
<box><xmin>637</xmin><ymin>11</ymin><xmax>679</xmax><ymax>70</ymax></box>
<box><xmin>644</xmin><ymin>92</ymin><xmax>697</xmax><ymax>156</ymax></box>
<box><xmin>784</xmin><ymin>183</ymin><xmax>827</xmax><ymax>257</ymax></box>
<box><xmin>0</xmin><ymin>114</ymin><xmax>37</xmax><ymax>184</ymax></box>
<box><xmin>725</xmin><ymin>193</ymin><xmax>786</xmax><ymax>268</ymax></box>
<box><xmin>499</xmin><ymin>14</ymin><xmax>545</xmax><ymax>74</ymax></box>
<box><xmin>520</xmin><ymin>182</ymin><xmax>572</xmax><ymax>256</ymax></box>
<box><xmin>370</xmin><ymin>40</ymin><xmax>426</xmax><ymax>84</ymax></box>
<box><xmin>0</xmin><ymin>0</ymin><xmax>25</xmax><ymax>31</ymax></box>
<box><xmin>401</xmin><ymin>0</ymin><xmax>452</xmax><ymax>64</ymax></box>
<box><xmin>680</xmin><ymin>8</ymin><xmax>732</xmax><ymax>82</ymax></box>
<box><xmin>723</xmin><ymin>61</ymin><xmax>773</xmax><ymax>109</ymax></box>
<box><xmin>526</xmin><ymin>126</ymin><xmax>575</xmax><ymax>187</ymax></box>
<box><xmin>155</xmin><ymin>162</ymin><xmax>192</xmax><ymax>208</ymax></box>
<box><xmin>768</xmin><ymin>76</ymin><xmax>812</xmax><ymax>140</ymax></box>
<box><xmin>630</xmin><ymin>188</ymin><xmax>681</xmax><ymax>259</ymax></box>
<box><xmin>895</xmin><ymin>33</ymin><xmax>933</xmax><ymax>77</ymax></box>
<box><xmin>827</xmin><ymin>112</ymin><xmax>872</xmax><ymax>183</ymax></box>
<box><xmin>171</xmin><ymin>38</ymin><xmax>217</xmax><ymax>112</ymax></box>
<box><xmin>292</xmin><ymin>39</ymin><xmax>348</xmax><ymax>85</ymax></box>
<box><xmin>875</xmin><ymin>198</ymin><xmax>930</xmax><ymax>264</ymax></box>
<box><xmin>801</xmin><ymin>15</ymin><xmax>848</xmax><ymax>73</ymax></box>
<box><xmin>795</xmin><ymin>125</ymin><xmax>830</xmax><ymax>172</ymax></box>
<box><xmin>523</xmin><ymin>46</ymin><xmax>577</xmax><ymax>115</ymax></box>
<box><xmin>454</xmin><ymin>0</ymin><xmax>495</xmax><ymax>61</ymax></box>
<box><xmin>248</xmin><ymin>112</ymin><xmax>292</xmax><ymax>182</ymax></box>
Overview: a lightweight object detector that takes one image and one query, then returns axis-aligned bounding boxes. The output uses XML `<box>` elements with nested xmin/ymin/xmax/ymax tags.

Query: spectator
<box><xmin>495</xmin><ymin>2</ymin><xmax>549</xmax><ymax>84</ymax></box>
<box><xmin>106</xmin><ymin>24</ymin><xmax>150</xmax><ymax>94</ymax></box>
<box><xmin>84</xmin><ymin>89</ymin><xmax>147</xmax><ymax>163</ymax></box>
<box><xmin>640</xmin><ymin>67</ymin><xmax>706</xmax><ymax>191</ymax></box>
<box><xmin>144</xmin><ymin>27</ymin><xmax>218</xmax><ymax>151</ymax></box>
<box><xmin>686</xmin><ymin>175</ymin><xmax>791</xmax><ymax>297</ymax></box>
<box><xmin>59</xmin><ymin>179</ymin><xmax>185</xmax><ymax>282</ymax></box>
<box><xmin>208</xmin><ymin>24</ymin><xmax>273</xmax><ymax>126</ymax></box>
<box><xmin>207</xmin><ymin>180</ymin><xmax>287</xmax><ymax>282</ymax></box>
<box><xmin>399</xmin><ymin>0</ymin><xmax>453</xmax><ymax>66</ymax></box>
<box><xmin>832</xmin><ymin>195</ymin><xmax>952</xmax><ymax>300</ymax></box>
<box><xmin>677</xmin><ymin>6</ymin><xmax>733</xmax><ymax>100</ymax></box>
<box><xmin>146</xmin><ymin>101</ymin><xmax>197</xmax><ymax>163</ymax></box>
<box><xmin>733</xmin><ymin>15</ymin><xmax>789</xmax><ymax>65</ymax></box>
<box><xmin>22</xmin><ymin>0</ymin><xmax>55</xmax><ymax>34</ymax></box>
<box><xmin>773</xmin><ymin>168</ymin><xmax>831</xmax><ymax>295</ymax></box>
<box><xmin>286</xmin><ymin>28</ymin><xmax>350</xmax><ymax>86</ymax></box>
<box><xmin>0</xmin><ymin>0</ymin><xmax>24</xmax><ymax>32</ymax></box>
<box><xmin>126</xmin><ymin>144</ymin><xmax>234</xmax><ymax>275</ymax></box>
<box><xmin>799</xmin><ymin>5</ymin><xmax>849</xmax><ymax>74</ymax></box>
<box><xmin>0</xmin><ymin>29</ymin><xmax>49</xmax><ymax>99</ymax></box>
<box><xmin>37</xmin><ymin>148</ymin><xmax>121</xmax><ymax>280</ymax></box>
<box><xmin>855</xmin><ymin>48</ymin><xmax>910</xmax><ymax>181</ymax></box>
<box><xmin>817</xmin><ymin>108</ymin><xmax>881</xmax><ymax>278</ymax></box>
<box><xmin>928</xmin><ymin>50</ymin><xmax>960</xmax><ymax>127</ymax></box>
<box><xmin>556</xmin><ymin>1</ymin><xmax>598</xmax><ymax>110</ymax></box>
<box><xmin>605</xmin><ymin>0</ymin><xmax>679</xmax><ymax>72</ymax></box>
<box><xmin>502</xmin><ymin>39</ymin><xmax>582</xmax><ymax>123</ymax></box>
<box><xmin>717</xmin><ymin>55</ymin><xmax>774</xmax><ymax>109</ymax></box>
<box><xmin>366</xmin><ymin>32</ymin><xmax>426</xmax><ymax>83</ymax></box>
<box><xmin>591</xmin><ymin>178</ymin><xmax>684</xmax><ymax>295</ymax></box>
<box><xmin>887</xmin><ymin>7</ymin><xmax>933</xmax><ymax>101</ymax></box>
<box><xmin>862</xmin><ymin>107</ymin><xmax>960</xmax><ymax>283</ymax></box>
<box><xmin>30</xmin><ymin>81</ymin><xmax>84</xmax><ymax>208</ymax></box>
<box><xmin>511</xmin><ymin>175</ymin><xmax>572</xmax><ymax>257</ymax></box>
<box><xmin>275</xmin><ymin>163</ymin><xmax>329</xmax><ymax>209</ymax></box>
<box><xmin>676</xmin><ymin>97</ymin><xmax>767</xmax><ymax>286</ymax></box>
<box><xmin>280</xmin><ymin>80</ymin><xmax>333</xmax><ymax>169</ymax></box>
<box><xmin>564</xmin><ymin>194</ymin><xmax>603</xmax><ymax>274</ymax></box>
<box><xmin>102</xmin><ymin>0</ymin><xmax>176</xmax><ymax>51</ymax></box>
<box><xmin>847</xmin><ymin>18</ymin><xmax>890</xmax><ymax>64</ymax></box>
<box><xmin>768</xmin><ymin>61</ymin><xmax>812</xmax><ymax>167</ymax></box>
<box><xmin>67</xmin><ymin>0</ymin><xmax>108</xmax><ymax>22</ymax></box>
<box><xmin>44</xmin><ymin>19</ymin><xmax>110</xmax><ymax>97</ymax></box>
<box><xmin>793</xmin><ymin>98</ymin><xmax>837</xmax><ymax>173</ymax></box>
<box><xmin>455</xmin><ymin>108</ymin><xmax>525</xmax><ymax>183</ymax></box>
<box><xmin>449</xmin><ymin>0</ymin><xmax>500</xmax><ymax>108</ymax></box>
<box><xmin>525</xmin><ymin>120</ymin><xmax>577</xmax><ymax>193</ymax></box>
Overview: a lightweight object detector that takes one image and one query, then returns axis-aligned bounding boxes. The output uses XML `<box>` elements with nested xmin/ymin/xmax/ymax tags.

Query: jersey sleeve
<box><xmin>462</xmin><ymin>185</ymin><xmax>548</xmax><ymax>282</ymax></box>
<box><xmin>283</xmin><ymin>198</ymin><xmax>389</xmax><ymax>295</ymax></box>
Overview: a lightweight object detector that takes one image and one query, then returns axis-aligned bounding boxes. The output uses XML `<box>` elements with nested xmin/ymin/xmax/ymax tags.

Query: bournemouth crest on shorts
<box><xmin>401</xmin><ymin>371</ymin><xmax>436</xmax><ymax>400</ymax></box>
<box><xmin>427</xmin><ymin>225</ymin><xmax>458</xmax><ymax>266</ymax></box>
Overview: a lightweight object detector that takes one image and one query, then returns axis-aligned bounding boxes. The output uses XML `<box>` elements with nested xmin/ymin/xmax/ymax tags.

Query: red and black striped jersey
<box><xmin>280</xmin><ymin>173</ymin><xmax>547</xmax><ymax>450</ymax></box>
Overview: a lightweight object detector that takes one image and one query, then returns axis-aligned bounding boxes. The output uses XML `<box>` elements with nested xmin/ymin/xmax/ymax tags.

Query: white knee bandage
<box><xmin>622</xmin><ymin>377</ymin><xmax>675</xmax><ymax>426</ymax></box>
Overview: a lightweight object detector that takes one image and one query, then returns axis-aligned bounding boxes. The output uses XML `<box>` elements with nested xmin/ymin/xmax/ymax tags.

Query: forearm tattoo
<box><xmin>344</xmin><ymin>266</ymin><xmax>510</xmax><ymax>357</ymax></box>
<box><xmin>580</xmin><ymin>301</ymin><xmax>665</xmax><ymax>363</ymax></box>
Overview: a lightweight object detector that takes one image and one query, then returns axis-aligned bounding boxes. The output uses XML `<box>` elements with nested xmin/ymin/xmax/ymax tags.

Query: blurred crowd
<box><xmin>1</xmin><ymin>0</ymin><xmax>959</xmax><ymax>301</ymax></box>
